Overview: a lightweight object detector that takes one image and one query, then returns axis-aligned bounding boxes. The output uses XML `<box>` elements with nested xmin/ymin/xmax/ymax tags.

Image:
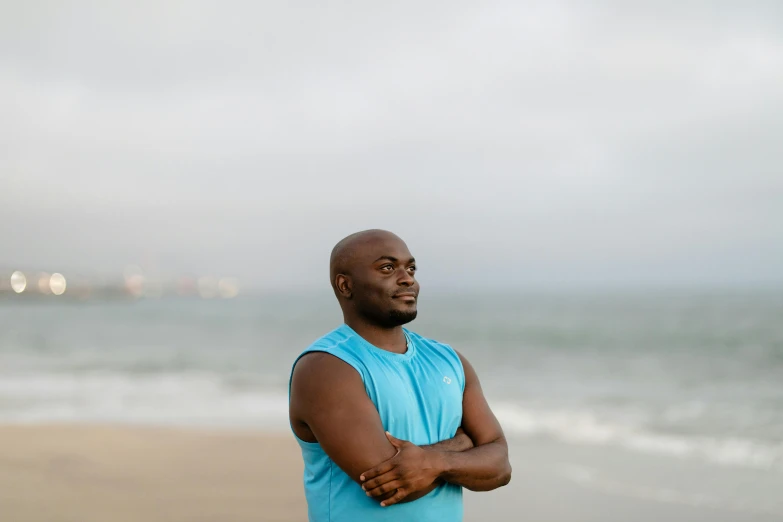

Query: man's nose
<box><xmin>397</xmin><ymin>269</ymin><xmax>415</xmax><ymax>286</ymax></box>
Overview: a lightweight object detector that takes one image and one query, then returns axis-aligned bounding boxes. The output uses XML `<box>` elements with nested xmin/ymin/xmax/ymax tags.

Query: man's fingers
<box><xmin>365</xmin><ymin>479</ymin><xmax>403</xmax><ymax>498</ymax></box>
<box><xmin>376</xmin><ymin>488</ymin><xmax>397</xmax><ymax>503</ymax></box>
<box><xmin>361</xmin><ymin>469</ymin><xmax>397</xmax><ymax>491</ymax></box>
<box><xmin>360</xmin><ymin>458</ymin><xmax>396</xmax><ymax>482</ymax></box>
<box><xmin>380</xmin><ymin>487</ymin><xmax>409</xmax><ymax>507</ymax></box>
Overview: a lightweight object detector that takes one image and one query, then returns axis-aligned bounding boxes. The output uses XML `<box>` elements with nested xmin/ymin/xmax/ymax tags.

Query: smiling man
<box><xmin>288</xmin><ymin>229</ymin><xmax>511</xmax><ymax>521</ymax></box>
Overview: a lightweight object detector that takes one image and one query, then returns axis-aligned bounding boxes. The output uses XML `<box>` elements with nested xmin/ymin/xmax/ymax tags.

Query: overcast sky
<box><xmin>2</xmin><ymin>1</ymin><xmax>781</xmax><ymax>290</ymax></box>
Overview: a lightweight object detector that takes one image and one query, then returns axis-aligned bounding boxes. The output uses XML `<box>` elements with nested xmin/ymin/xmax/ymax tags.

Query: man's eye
<box><xmin>380</xmin><ymin>265</ymin><xmax>393</xmax><ymax>271</ymax></box>
<box><xmin>408</xmin><ymin>266</ymin><xmax>416</xmax><ymax>272</ymax></box>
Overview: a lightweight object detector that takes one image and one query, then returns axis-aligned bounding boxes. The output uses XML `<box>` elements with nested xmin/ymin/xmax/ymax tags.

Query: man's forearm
<box><xmin>421</xmin><ymin>428</ymin><xmax>474</xmax><ymax>453</ymax></box>
<box><xmin>433</xmin><ymin>437</ymin><xmax>511</xmax><ymax>491</ymax></box>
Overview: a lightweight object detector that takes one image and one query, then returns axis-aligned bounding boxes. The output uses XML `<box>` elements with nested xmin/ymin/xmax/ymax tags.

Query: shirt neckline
<box><xmin>340</xmin><ymin>324</ymin><xmax>416</xmax><ymax>362</ymax></box>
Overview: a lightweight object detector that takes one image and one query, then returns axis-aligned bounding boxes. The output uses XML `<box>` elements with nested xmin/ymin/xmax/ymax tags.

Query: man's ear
<box><xmin>334</xmin><ymin>274</ymin><xmax>353</xmax><ymax>299</ymax></box>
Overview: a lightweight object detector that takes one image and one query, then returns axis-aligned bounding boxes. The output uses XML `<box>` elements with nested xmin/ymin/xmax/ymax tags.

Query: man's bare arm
<box><xmin>361</xmin><ymin>351</ymin><xmax>511</xmax><ymax>504</ymax></box>
<box><xmin>435</xmin><ymin>352</ymin><xmax>511</xmax><ymax>490</ymax></box>
<box><xmin>422</xmin><ymin>427</ymin><xmax>473</xmax><ymax>452</ymax></box>
<box><xmin>289</xmin><ymin>352</ymin><xmax>396</xmax><ymax>481</ymax></box>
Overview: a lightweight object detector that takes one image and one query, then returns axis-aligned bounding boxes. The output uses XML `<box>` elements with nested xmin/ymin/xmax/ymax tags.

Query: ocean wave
<box><xmin>494</xmin><ymin>403</ymin><xmax>783</xmax><ymax>471</ymax></box>
<box><xmin>0</xmin><ymin>372</ymin><xmax>290</xmax><ymax>429</ymax></box>
<box><xmin>2</xmin><ymin>371</ymin><xmax>782</xmax><ymax>471</ymax></box>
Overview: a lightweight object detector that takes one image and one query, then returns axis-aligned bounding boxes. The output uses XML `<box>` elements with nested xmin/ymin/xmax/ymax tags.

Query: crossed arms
<box><xmin>289</xmin><ymin>350</ymin><xmax>512</xmax><ymax>506</ymax></box>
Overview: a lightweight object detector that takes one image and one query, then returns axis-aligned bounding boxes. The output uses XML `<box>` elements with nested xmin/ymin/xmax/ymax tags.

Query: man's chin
<box><xmin>388</xmin><ymin>308</ymin><xmax>417</xmax><ymax>326</ymax></box>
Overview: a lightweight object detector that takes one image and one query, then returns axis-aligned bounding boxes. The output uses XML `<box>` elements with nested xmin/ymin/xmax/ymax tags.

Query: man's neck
<box><xmin>344</xmin><ymin>319</ymin><xmax>408</xmax><ymax>354</ymax></box>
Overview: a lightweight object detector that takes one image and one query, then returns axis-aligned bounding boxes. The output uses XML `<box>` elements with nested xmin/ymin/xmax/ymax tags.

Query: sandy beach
<box><xmin>2</xmin><ymin>424</ymin><xmax>781</xmax><ymax>522</ymax></box>
<box><xmin>0</xmin><ymin>424</ymin><xmax>307</xmax><ymax>522</ymax></box>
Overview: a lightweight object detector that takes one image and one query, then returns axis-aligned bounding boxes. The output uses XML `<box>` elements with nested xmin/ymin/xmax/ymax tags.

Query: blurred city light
<box><xmin>0</xmin><ymin>266</ymin><xmax>242</xmax><ymax>301</ymax></box>
<box><xmin>10</xmin><ymin>271</ymin><xmax>27</xmax><ymax>293</ymax></box>
<box><xmin>49</xmin><ymin>273</ymin><xmax>67</xmax><ymax>295</ymax></box>
<box><xmin>123</xmin><ymin>265</ymin><xmax>145</xmax><ymax>298</ymax></box>
<box><xmin>218</xmin><ymin>277</ymin><xmax>240</xmax><ymax>299</ymax></box>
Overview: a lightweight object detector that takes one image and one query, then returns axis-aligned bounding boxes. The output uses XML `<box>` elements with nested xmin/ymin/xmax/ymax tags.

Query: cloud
<box><xmin>1</xmin><ymin>1</ymin><xmax>781</xmax><ymax>287</ymax></box>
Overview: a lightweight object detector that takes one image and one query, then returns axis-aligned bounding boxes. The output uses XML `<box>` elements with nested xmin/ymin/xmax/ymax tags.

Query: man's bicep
<box><xmin>290</xmin><ymin>352</ymin><xmax>396</xmax><ymax>483</ymax></box>
<box><xmin>457</xmin><ymin>351</ymin><xmax>506</xmax><ymax>446</ymax></box>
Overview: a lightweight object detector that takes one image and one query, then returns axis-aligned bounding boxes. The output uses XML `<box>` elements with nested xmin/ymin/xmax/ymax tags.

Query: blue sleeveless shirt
<box><xmin>289</xmin><ymin>324</ymin><xmax>465</xmax><ymax>521</ymax></box>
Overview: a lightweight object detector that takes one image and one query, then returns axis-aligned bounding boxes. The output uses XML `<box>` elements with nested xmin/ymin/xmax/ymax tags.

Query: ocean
<box><xmin>2</xmin><ymin>289</ymin><xmax>782</xmax><ymax>483</ymax></box>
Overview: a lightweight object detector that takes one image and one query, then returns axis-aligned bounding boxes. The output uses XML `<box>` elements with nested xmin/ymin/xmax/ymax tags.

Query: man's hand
<box><xmin>360</xmin><ymin>432</ymin><xmax>445</xmax><ymax>507</ymax></box>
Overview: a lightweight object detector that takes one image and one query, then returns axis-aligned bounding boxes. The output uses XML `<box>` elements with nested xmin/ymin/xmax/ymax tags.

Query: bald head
<box><xmin>328</xmin><ymin>229</ymin><xmax>419</xmax><ymax>326</ymax></box>
<box><xmin>329</xmin><ymin>229</ymin><xmax>403</xmax><ymax>291</ymax></box>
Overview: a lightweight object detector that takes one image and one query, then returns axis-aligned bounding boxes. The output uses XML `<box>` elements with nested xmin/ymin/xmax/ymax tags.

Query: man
<box><xmin>289</xmin><ymin>230</ymin><xmax>511</xmax><ymax>521</ymax></box>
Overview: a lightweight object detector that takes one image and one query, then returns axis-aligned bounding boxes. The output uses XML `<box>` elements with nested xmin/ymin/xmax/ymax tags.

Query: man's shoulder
<box><xmin>291</xmin><ymin>327</ymin><xmax>365</xmax><ymax>391</ymax></box>
<box><xmin>293</xmin><ymin>325</ymin><xmax>366</xmax><ymax>378</ymax></box>
<box><xmin>302</xmin><ymin>324</ymin><xmax>355</xmax><ymax>352</ymax></box>
<box><xmin>293</xmin><ymin>350</ymin><xmax>359</xmax><ymax>382</ymax></box>
<box><xmin>289</xmin><ymin>333</ymin><xmax>367</xmax><ymax>433</ymax></box>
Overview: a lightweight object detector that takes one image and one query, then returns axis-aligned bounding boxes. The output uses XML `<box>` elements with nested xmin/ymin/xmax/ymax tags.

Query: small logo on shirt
<box><xmin>443</xmin><ymin>376</ymin><xmax>452</xmax><ymax>384</ymax></box>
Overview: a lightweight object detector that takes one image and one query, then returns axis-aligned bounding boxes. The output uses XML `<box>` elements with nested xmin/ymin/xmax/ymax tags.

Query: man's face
<box><xmin>350</xmin><ymin>236</ymin><xmax>419</xmax><ymax>327</ymax></box>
